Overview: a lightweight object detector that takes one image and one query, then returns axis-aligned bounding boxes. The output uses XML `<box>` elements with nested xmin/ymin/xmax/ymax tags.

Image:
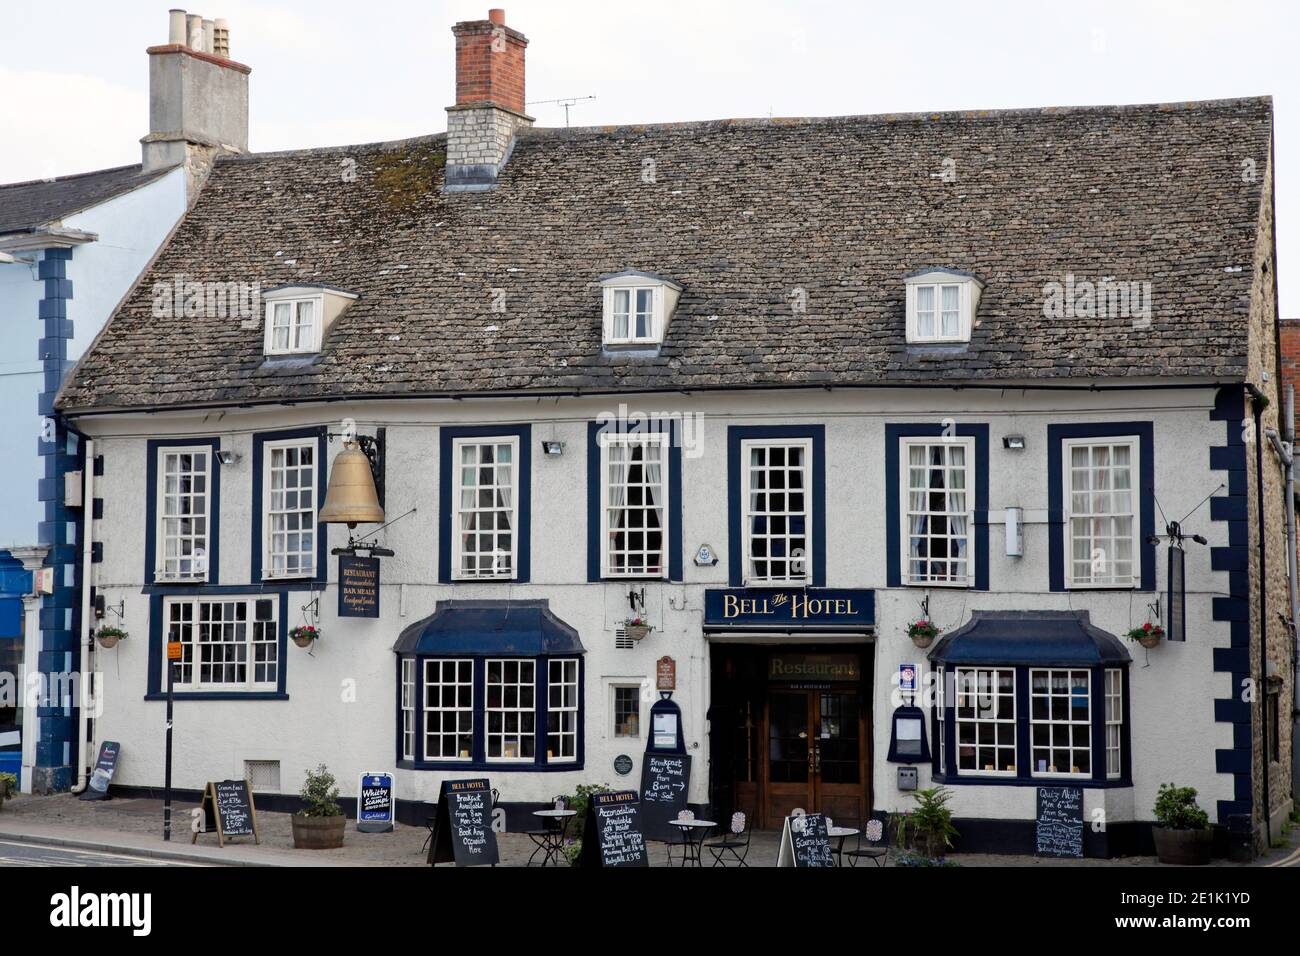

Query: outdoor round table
<box><xmin>668</xmin><ymin>819</ymin><xmax>717</xmax><ymax>867</ymax></box>
<box><xmin>827</xmin><ymin>826</ymin><xmax>860</xmax><ymax>867</ymax></box>
<box><xmin>528</xmin><ymin>809</ymin><xmax>576</xmax><ymax>866</ymax></box>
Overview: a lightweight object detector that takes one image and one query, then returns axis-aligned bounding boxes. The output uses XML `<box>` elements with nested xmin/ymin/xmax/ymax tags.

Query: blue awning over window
<box><xmin>927</xmin><ymin>610</ymin><xmax>1130</xmax><ymax>666</ymax></box>
<box><xmin>393</xmin><ymin>599</ymin><xmax>585</xmax><ymax>657</ymax></box>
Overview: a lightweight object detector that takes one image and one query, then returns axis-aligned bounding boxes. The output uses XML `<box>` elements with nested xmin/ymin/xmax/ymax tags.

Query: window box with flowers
<box><xmin>290</xmin><ymin>625</ymin><xmax>320</xmax><ymax>649</ymax></box>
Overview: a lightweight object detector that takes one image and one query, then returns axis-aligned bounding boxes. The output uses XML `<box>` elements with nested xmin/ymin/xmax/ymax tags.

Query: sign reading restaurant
<box><xmin>703</xmin><ymin>588</ymin><xmax>875</xmax><ymax>631</ymax></box>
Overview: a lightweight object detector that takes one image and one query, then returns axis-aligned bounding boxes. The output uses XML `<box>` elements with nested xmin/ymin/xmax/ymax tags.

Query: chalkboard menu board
<box><xmin>80</xmin><ymin>740</ymin><xmax>121</xmax><ymax>801</ymax></box>
<box><xmin>580</xmin><ymin>790</ymin><xmax>648</xmax><ymax>867</ymax></box>
<box><xmin>1036</xmin><ymin>786</ymin><xmax>1084</xmax><ymax>858</ymax></box>
<box><xmin>194</xmin><ymin>779</ymin><xmax>261</xmax><ymax>847</ymax></box>
<box><xmin>639</xmin><ymin>753</ymin><xmax>691</xmax><ymax>843</ymax></box>
<box><xmin>778</xmin><ymin>812</ymin><xmax>835</xmax><ymax>867</ymax></box>
<box><xmin>338</xmin><ymin>554</ymin><xmax>380</xmax><ymax>618</ymax></box>
<box><xmin>428</xmin><ymin>778</ymin><xmax>498</xmax><ymax>867</ymax></box>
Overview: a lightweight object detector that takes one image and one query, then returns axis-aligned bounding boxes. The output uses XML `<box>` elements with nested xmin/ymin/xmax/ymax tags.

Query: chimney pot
<box><xmin>186</xmin><ymin>14</ymin><xmax>204</xmax><ymax>51</ymax></box>
<box><xmin>168</xmin><ymin>9</ymin><xmax>188</xmax><ymax>45</ymax></box>
<box><xmin>213</xmin><ymin>18</ymin><xmax>230</xmax><ymax>57</ymax></box>
<box><xmin>202</xmin><ymin>19</ymin><xmax>215</xmax><ymax>54</ymax></box>
<box><xmin>488</xmin><ymin>8</ymin><xmax>505</xmax><ymax>25</ymax></box>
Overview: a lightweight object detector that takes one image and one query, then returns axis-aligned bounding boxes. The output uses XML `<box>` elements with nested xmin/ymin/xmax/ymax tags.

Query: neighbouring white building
<box><xmin>54</xmin><ymin>9</ymin><xmax>1293</xmax><ymax>856</ymax></box>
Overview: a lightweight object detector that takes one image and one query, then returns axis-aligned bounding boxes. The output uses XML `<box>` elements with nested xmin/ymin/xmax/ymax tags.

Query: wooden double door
<box><xmin>764</xmin><ymin>687</ymin><xmax>868</xmax><ymax>829</ymax></box>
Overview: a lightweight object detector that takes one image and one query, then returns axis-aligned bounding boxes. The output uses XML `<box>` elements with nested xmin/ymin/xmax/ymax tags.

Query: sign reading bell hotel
<box><xmin>703</xmin><ymin>588</ymin><xmax>875</xmax><ymax>630</ymax></box>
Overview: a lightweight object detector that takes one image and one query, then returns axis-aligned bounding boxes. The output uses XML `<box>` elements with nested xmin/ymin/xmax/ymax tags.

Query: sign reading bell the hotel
<box><xmin>703</xmin><ymin>588</ymin><xmax>875</xmax><ymax>630</ymax></box>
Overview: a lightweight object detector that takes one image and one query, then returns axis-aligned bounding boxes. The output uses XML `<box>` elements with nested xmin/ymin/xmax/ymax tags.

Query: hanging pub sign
<box><xmin>428</xmin><ymin>778</ymin><xmax>498</xmax><ymax>866</ymax></box>
<box><xmin>194</xmin><ymin>779</ymin><xmax>261</xmax><ymax>847</ymax></box>
<box><xmin>1167</xmin><ymin>544</ymin><xmax>1186</xmax><ymax>642</ymax></box>
<box><xmin>638</xmin><ymin>753</ymin><xmax>691</xmax><ymax>843</ymax></box>
<box><xmin>338</xmin><ymin>554</ymin><xmax>380</xmax><ymax>618</ymax></box>
<box><xmin>79</xmin><ymin>741</ymin><xmax>121</xmax><ymax>802</ymax></box>
<box><xmin>1036</xmin><ymin>786</ymin><xmax>1084</xmax><ymax>858</ymax></box>
<box><xmin>356</xmin><ymin>772</ymin><xmax>394</xmax><ymax>833</ymax></box>
<box><xmin>703</xmin><ymin>588</ymin><xmax>875</xmax><ymax>631</ymax></box>
<box><xmin>580</xmin><ymin>790</ymin><xmax>649</xmax><ymax>867</ymax></box>
<box><xmin>777</xmin><ymin>812</ymin><xmax>835</xmax><ymax>867</ymax></box>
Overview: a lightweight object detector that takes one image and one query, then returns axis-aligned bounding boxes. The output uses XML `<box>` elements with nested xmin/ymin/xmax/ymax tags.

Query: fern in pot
<box><xmin>292</xmin><ymin>764</ymin><xmax>346</xmax><ymax>849</ymax></box>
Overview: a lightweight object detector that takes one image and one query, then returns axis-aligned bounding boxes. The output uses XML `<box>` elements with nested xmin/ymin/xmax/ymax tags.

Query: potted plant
<box><xmin>96</xmin><ymin>625</ymin><xmax>128</xmax><ymax>649</ymax></box>
<box><xmin>289</xmin><ymin>624</ymin><xmax>320</xmax><ymax>649</ymax></box>
<box><xmin>1125</xmin><ymin>622</ymin><xmax>1164</xmax><ymax>649</ymax></box>
<box><xmin>557</xmin><ymin>782</ymin><xmax>611</xmax><ymax>865</ymax></box>
<box><xmin>623</xmin><ymin>617</ymin><xmax>652</xmax><ymax>641</ymax></box>
<box><xmin>907</xmin><ymin>619</ymin><xmax>941</xmax><ymax>649</ymax></box>
<box><xmin>1151</xmin><ymin>782</ymin><xmax>1212</xmax><ymax>865</ymax></box>
<box><xmin>292</xmin><ymin>764</ymin><xmax>345</xmax><ymax>849</ymax></box>
<box><xmin>892</xmin><ymin>786</ymin><xmax>959</xmax><ymax>861</ymax></box>
<box><xmin>0</xmin><ymin>772</ymin><xmax>16</xmax><ymax>810</ymax></box>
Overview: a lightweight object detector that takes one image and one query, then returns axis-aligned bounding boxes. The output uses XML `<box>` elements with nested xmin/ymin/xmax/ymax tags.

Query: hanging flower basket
<box><xmin>96</xmin><ymin>626</ymin><xmax>128</xmax><ymax>649</ymax></box>
<box><xmin>1125</xmin><ymin>623</ymin><xmax>1164</xmax><ymax>649</ymax></box>
<box><xmin>290</xmin><ymin>625</ymin><xmax>320</xmax><ymax>649</ymax></box>
<box><xmin>907</xmin><ymin>619</ymin><xmax>941</xmax><ymax>649</ymax></box>
<box><xmin>624</xmin><ymin>618</ymin><xmax>652</xmax><ymax>641</ymax></box>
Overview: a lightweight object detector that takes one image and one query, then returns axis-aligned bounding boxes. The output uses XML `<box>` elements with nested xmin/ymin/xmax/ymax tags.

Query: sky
<box><xmin>2</xmin><ymin>0</ymin><xmax>1297</xmax><ymax>315</ymax></box>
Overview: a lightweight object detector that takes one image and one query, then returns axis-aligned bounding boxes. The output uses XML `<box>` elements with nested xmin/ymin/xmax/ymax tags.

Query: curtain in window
<box><xmin>908</xmin><ymin>444</ymin><xmax>931</xmax><ymax>575</ymax></box>
<box><xmin>606</xmin><ymin>442</ymin><xmax>628</xmax><ymax>569</ymax></box>
<box><xmin>915</xmin><ymin>286</ymin><xmax>935</xmax><ymax>337</ymax></box>
<box><xmin>940</xmin><ymin>284</ymin><xmax>960</xmax><ymax>337</ymax></box>
<box><xmin>948</xmin><ymin>445</ymin><xmax>967</xmax><ymax>578</ymax></box>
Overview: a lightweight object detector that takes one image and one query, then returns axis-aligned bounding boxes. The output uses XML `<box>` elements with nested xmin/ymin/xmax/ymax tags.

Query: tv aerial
<box><xmin>526</xmin><ymin>94</ymin><xmax>596</xmax><ymax>127</ymax></box>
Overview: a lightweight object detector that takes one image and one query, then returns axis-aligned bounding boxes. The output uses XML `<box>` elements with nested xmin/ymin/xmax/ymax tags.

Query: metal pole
<box><xmin>164</xmin><ymin>661</ymin><xmax>175</xmax><ymax>841</ymax></box>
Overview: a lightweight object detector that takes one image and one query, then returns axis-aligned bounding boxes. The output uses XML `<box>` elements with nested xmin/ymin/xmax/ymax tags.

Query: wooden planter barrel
<box><xmin>292</xmin><ymin>814</ymin><xmax>346</xmax><ymax>849</ymax></box>
<box><xmin>1152</xmin><ymin>826</ymin><xmax>1212</xmax><ymax>865</ymax></box>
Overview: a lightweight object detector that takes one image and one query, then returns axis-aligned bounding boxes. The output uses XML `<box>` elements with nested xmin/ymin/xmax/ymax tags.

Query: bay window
<box><xmin>548</xmin><ymin>659</ymin><xmax>580</xmax><ymax>761</ymax></box>
<box><xmin>954</xmin><ymin>667</ymin><xmax>1016</xmax><ymax>775</ymax></box>
<box><xmin>487</xmin><ymin>659</ymin><xmax>536</xmax><ymax>761</ymax></box>
<box><xmin>424</xmin><ymin>659</ymin><xmax>474</xmax><ymax>761</ymax></box>
<box><xmin>1030</xmin><ymin>669</ymin><xmax>1092</xmax><ymax>777</ymax></box>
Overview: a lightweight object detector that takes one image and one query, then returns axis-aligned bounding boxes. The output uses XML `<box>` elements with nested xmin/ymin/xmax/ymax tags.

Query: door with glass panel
<box><xmin>764</xmin><ymin>689</ymin><xmax>866</xmax><ymax>828</ymax></box>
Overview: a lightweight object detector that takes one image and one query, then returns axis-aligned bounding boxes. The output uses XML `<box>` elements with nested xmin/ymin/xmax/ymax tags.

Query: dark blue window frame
<box><xmin>885</xmin><ymin>423</ymin><xmax>990</xmax><ymax>590</ymax></box>
<box><xmin>586</xmin><ymin>419</ymin><xmax>684</xmax><ymax>582</ymax></box>
<box><xmin>144</xmin><ymin>589</ymin><xmax>289</xmax><ymax>700</ymax></box>
<box><xmin>438</xmin><ymin>424</ymin><xmax>532</xmax><ymax>584</ymax></box>
<box><xmin>1048</xmin><ymin>422</ymin><xmax>1156</xmax><ymax>592</ymax></box>
<box><xmin>251</xmin><ymin>427</ymin><xmax>328</xmax><ymax>588</ymax></box>
<box><xmin>726</xmin><ymin>425</ymin><xmax>826</xmax><ymax>588</ymax></box>
<box><xmin>395</xmin><ymin>655</ymin><xmax>584</xmax><ymax>771</ymax></box>
<box><xmin>931</xmin><ymin>663</ymin><xmax>1132</xmax><ymax>787</ymax></box>
<box><xmin>144</xmin><ymin>437</ymin><xmax>221</xmax><ymax>586</ymax></box>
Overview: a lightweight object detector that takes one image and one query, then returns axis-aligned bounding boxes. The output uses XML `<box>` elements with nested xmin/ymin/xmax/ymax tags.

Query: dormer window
<box><xmin>600</xmin><ymin>271</ymin><xmax>682</xmax><ymax>348</ymax></box>
<box><xmin>262</xmin><ymin>285</ymin><xmax>358</xmax><ymax>357</ymax></box>
<box><xmin>904</xmin><ymin>270</ymin><xmax>983</xmax><ymax>344</ymax></box>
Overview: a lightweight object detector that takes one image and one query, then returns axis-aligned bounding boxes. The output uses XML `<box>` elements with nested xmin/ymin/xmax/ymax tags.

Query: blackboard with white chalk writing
<box><xmin>194</xmin><ymin>779</ymin><xmax>261</xmax><ymax>847</ymax></box>
<box><xmin>428</xmin><ymin>778</ymin><xmax>498</xmax><ymax>866</ymax></box>
<box><xmin>638</xmin><ymin>753</ymin><xmax>691</xmax><ymax>843</ymax></box>
<box><xmin>1036</xmin><ymin>786</ymin><xmax>1084</xmax><ymax>858</ymax></box>
<box><xmin>580</xmin><ymin>790</ymin><xmax>648</xmax><ymax>867</ymax></box>
<box><xmin>778</xmin><ymin>812</ymin><xmax>835</xmax><ymax>868</ymax></box>
<box><xmin>338</xmin><ymin>554</ymin><xmax>380</xmax><ymax>618</ymax></box>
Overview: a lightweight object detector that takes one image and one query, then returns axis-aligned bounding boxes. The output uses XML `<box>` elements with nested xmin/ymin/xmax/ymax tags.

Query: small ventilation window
<box><xmin>244</xmin><ymin>759</ymin><xmax>281</xmax><ymax>792</ymax></box>
<box><xmin>615</xmin><ymin>627</ymin><xmax>635</xmax><ymax>650</ymax></box>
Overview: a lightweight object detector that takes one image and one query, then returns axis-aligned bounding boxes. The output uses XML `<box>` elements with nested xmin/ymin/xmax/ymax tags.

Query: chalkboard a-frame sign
<box><xmin>777</xmin><ymin>812</ymin><xmax>835</xmax><ymax>868</ymax></box>
<box><xmin>428</xmin><ymin>778</ymin><xmax>498</xmax><ymax>867</ymax></box>
<box><xmin>194</xmin><ymin>779</ymin><xmax>262</xmax><ymax>847</ymax></box>
<box><xmin>580</xmin><ymin>790</ymin><xmax>649</xmax><ymax>867</ymax></box>
<box><xmin>1035</xmin><ymin>786</ymin><xmax>1084</xmax><ymax>858</ymax></box>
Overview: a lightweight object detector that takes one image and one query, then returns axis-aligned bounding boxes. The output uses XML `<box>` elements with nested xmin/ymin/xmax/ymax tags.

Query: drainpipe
<box><xmin>68</xmin><ymin>437</ymin><xmax>95</xmax><ymax>794</ymax></box>
<box><xmin>1288</xmin><ymin>386</ymin><xmax>1300</xmax><ymax>808</ymax></box>
<box><xmin>1246</xmin><ymin>384</ymin><xmax>1272</xmax><ymax>848</ymax></box>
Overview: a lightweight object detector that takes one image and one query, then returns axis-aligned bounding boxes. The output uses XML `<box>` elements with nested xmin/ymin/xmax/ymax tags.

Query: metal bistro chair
<box><xmin>526</xmin><ymin>795</ymin><xmax>572</xmax><ymax>867</ymax></box>
<box><xmin>422</xmin><ymin>787</ymin><xmax>499</xmax><ymax>857</ymax></box>
<box><xmin>844</xmin><ymin>817</ymin><xmax>890</xmax><ymax>868</ymax></box>
<box><xmin>705</xmin><ymin>810</ymin><xmax>753</xmax><ymax>867</ymax></box>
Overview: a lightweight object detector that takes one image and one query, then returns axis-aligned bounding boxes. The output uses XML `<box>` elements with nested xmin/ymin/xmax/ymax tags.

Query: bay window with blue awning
<box><xmin>393</xmin><ymin>600</ymin><xmax>586</xmax><ymax>771</ymax></box>
<box><xmin>928</xmin><ymin>611</ymin><xmax>1132</xmax><ymax>787</ymax></box>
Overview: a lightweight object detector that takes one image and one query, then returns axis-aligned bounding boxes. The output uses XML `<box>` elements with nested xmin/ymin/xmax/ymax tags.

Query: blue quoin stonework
<box><xmin>35</xmin><ymin>248</ymin><xmax>81</xmax><ymax>791</ymax></box>
<box><xmin>1208</xmin><ymin>386</ymin><xmax>1253</xmax><ymax>826</ymax></box>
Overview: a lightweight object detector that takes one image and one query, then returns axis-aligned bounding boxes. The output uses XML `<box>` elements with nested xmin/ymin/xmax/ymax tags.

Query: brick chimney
<box><xmin>141</xmin><ymin>9</ymin><xmax>250</xmax><ymax>202</ymax></box>
<box><xmin>445</xmin><ymin>9</ymin><xmax>533</xmax><ymax>191</ymax></box>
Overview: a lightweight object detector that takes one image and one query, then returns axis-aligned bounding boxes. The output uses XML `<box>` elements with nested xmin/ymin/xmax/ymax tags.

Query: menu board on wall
<box><xmin>1036</xmin><ymin>786</ymin><xmax>1084</xmax><ymax>858</ymax></box>
<box><xmin>638</xmin><ymin>753</ymin><xmax>691</xmax><ymax>843</ymax></box>
<box><xmin>580</xmin><ymin>790</ymin><xmax>648</xmax><ymax>867</ymax></box>
<box><xmin>428</xmin><ymin>778</ymin><xmax>498</xmax><ymax>866</ymax></box>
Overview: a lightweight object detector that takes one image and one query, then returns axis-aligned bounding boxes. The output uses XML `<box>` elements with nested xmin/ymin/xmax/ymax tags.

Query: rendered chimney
<box><xmin>445</xmin><ymin>8</ymin><xmax>533</xmax><ymax>191</ymax></box>
<box><xmin>141</xmin><ymin>9</ymin><xmax>250</xmax><ymax>203</ymax></box>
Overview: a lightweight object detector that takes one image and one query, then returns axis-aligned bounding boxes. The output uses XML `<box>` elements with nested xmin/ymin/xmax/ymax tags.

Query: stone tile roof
<box><xmin>57</xmin><ymin>98</ymin><xmax>1273</xmax><ymax>413</ymax></box>
<box><xmin>0</xmin><ymin>164</ymin><xmax>173</xmax><ymax>236</ymax></box>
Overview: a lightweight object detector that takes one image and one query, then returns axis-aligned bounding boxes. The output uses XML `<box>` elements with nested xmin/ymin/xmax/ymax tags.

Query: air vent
<box><xmin>615</xmin><ymin>628</ymin><xmax>635</xmax><ymax>650</ymax></box>
<box><xmin>244</xmin><ymin>759</ymin><xmax>280</xmax><ymax>792</ymax></box>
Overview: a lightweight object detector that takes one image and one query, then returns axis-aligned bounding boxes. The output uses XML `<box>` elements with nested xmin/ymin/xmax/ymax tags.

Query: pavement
<box><xmin>1</xmin><ymin>792</ymin><xmax>1297</xmax><ymax>867</ymax></box>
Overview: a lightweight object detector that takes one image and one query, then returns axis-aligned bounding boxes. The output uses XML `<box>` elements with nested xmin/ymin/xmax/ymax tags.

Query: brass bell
<box><xmin>319</xmin><ymin>440</ymin><xmax>385</xmax><ymax>527</ymax></box>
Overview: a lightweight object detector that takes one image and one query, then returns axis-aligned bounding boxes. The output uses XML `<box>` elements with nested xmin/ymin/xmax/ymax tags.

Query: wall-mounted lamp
<box><xmin>1002</xmin><ymin>435</ymin><xmax>1026</xmax><ymax>450</ymax></box>
<box><xmin>541</xmin><ymin>440</ymin><xmax>566</xmax><ymax>457</ymax></box>
<box><xmin>215</xmin><ymin>449</ymin><xmax>241</xmax><ymax>466</ymax></box>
